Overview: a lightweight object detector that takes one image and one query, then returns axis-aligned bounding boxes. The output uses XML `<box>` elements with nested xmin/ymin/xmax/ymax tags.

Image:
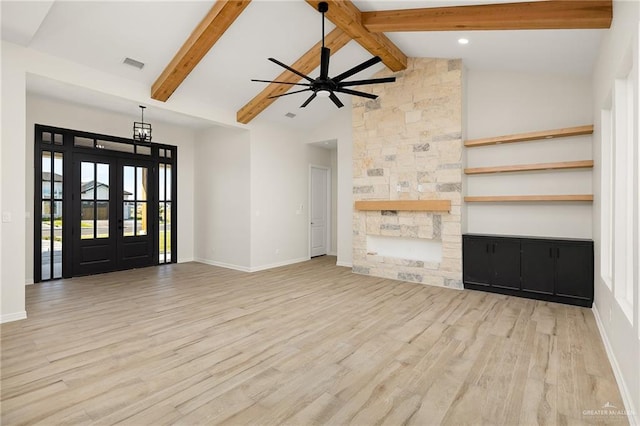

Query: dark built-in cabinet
<box><xmin>463</xmin><ymin>234</ymin><xmax>593</xmax><ymax>307</ymax></box>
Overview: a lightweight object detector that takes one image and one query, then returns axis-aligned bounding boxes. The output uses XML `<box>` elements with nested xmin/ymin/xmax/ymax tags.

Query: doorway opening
<box><xmin>309</xmin><ymin>165</ymin><xmax>331</xmax><ymax>258</ymax></box>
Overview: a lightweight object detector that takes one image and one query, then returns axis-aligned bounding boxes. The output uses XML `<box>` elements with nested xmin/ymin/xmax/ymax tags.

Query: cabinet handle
<box><xmin>486</xmin><ymin>244</ymin><xmax>489</xmax><ymax>253</ymax></box>
<box><xmin>557</xmin><ymin>248</ymin><xmax>560</xmax><ymax>258</ymax></box>
<box><xmin>549</xmin><ymin>248</ymin><xmax>553</xmax><ymax>258</ymax></box>
<box><xmin>493</xmin><ymin>243</ymin><xmax>496</xmax><ymax>253</ymax></box>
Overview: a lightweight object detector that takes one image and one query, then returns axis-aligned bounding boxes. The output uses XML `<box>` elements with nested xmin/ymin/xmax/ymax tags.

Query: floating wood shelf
<box><xmin>355</xmin><ymin>200</ymin><xmax>451</xmax><ymax>212</ymax></box>
<box><xmin>465</xmin><ymin>195</ymin><xmax>593</xmax><ymax>202</ymax></box>
<box><xmin>464</xmin><ymin>125</ymin><xmax>593</xmax><ymax>147</ymax></box>
<box><xmin>464</xmin><ymin>160</ymin><xmax>593</xmax><ymax>175</ymax></box>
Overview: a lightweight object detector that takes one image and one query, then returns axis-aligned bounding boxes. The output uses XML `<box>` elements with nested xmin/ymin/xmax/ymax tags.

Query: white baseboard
<box><xmin>592</xmin><ymin>304</ymin><xmax>638</xmax><ymax>426</ymax></box>
<box><xmin>194</xmin><ymin>258</ymin><xmax>251</xmax><ymax>273</ymax></box>
<box><xmin>249</xmin><ymin>257</ymin><xmax>309</xmax><ymax>273</ymax></box>
<box><xmin>195</xmin><ymin>257</ymin><xmax>311</xmax><ymax>273</ymax></box>
<box><xmin>25</xmin><ymin>279</ymin><xmax>34</xmax><ymax>285</ymax></box>
<box><xmin>1</xmin><ymin>311</ymin><xmax>27</xmax><ymax>324</ymax></box>
<box><xmin>328</xmin><ymin>251</ymin><xmax>338</xmax><ymax>256</ymax></box>
<box><xmin>336</xmin><ymin>260</ymin><xmax>352</xmax><ymax>268</ymax></box>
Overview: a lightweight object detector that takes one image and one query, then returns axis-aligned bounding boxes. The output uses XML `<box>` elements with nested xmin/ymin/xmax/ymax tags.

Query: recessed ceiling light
<box><xmin>458</xmin><ymin>38</ymin><xmax>469</xmax><ymax>45</ymax></box>
<box><xmin>285</xmin><ymin>112</ymin><xmax>296</xmax><ymax>118</ymax></box>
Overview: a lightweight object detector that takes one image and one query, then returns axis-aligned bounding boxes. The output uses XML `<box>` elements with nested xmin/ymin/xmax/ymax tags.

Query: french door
<box><xmin>34</xmin><ymin>124</ymin><xmax>177</xmax><ymax>282</ymax></box>
<box><xmin>73</xmin><ymin>155</ymin><xmax>154</xmax><ymax>276</ymax></box>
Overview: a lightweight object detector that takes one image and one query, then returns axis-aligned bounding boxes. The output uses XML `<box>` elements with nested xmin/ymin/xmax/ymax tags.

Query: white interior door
<box><xmin>310</xmin><ymin>166</ymin><xmax>328</xmax><ymax>257</ymax></box>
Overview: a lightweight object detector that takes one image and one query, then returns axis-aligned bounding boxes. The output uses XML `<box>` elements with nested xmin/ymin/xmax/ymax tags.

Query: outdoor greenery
<box><xmin>42</xmin><ymin>219</ymin><xmax>63</xmax><ymax>227</ymax></box>
<box><xmin>159</xmin><ymin>228</ymin><xmax>171</xmax><ymax>252</ymax></box>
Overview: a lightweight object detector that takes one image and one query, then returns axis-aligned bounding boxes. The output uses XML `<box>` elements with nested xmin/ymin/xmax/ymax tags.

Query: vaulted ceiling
<box><xmin>1</xmin><ymin>0</ymin><xmax>611</xmax><ymax>130</ymax></box>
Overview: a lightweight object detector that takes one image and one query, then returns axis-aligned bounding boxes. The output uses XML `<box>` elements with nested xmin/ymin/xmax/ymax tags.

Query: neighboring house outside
<box><xmin>80</xmin><ymin>181</ymin><xmax>133</xmax><ymax>220</ymax></box>
<box><xmin>42</xmin><ymin>172</ymin><xmax>63</xmax><ymax>199</ymax></box>
<box><xmin>41</xmin><ymin>172</ymin><xmax>63</xmax><ymax>219</ymax></box>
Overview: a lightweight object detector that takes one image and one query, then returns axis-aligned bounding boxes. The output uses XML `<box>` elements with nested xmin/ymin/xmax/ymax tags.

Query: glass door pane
<box><xmin>80</xmin><ymin>161</ymin><xmax>110</xmax><ymax>239</ymax></box>
<box><xmin>122</xmin><ymin>165</ymin><xmax>148</xmax><ymax>237</ymax></box>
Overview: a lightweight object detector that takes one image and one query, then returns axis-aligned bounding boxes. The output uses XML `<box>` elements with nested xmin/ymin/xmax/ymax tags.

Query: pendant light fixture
<box><xmin>133</xmin><ymin>105</ymin><xmax>152</xmax><ymax>143</ymax></box>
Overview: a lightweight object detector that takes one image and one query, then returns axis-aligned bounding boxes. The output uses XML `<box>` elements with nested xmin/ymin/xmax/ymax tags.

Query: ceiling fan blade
<box><xmin>332</xmin><ymin>56</ymin><xmax>382</xmax><ymax>83</ymax></box>
<box><xmin>251</xmin><ymin>79</ymin><xmax>312</xmax><ymax>87</ymax></box>
<box><xmin>335</xmin><ymin>87</ymin><xmax>378</xmax><ymax>100</ymax></box>
<box><xmin>329</xmin><ymin>92</ymin><xmax>344</xmax><ymax>108</ymax></box>
<box><xmin>320</xmin><ymin>47</ymin><xmax>330</xmax><ymax>80</ymax></box>
<box><xmin>268</xmin><ymin>58</ymin><xmax>314</xmax><ymax>83</ymax></box>
<box><xmin>268</xmin><ymin>88</ymin><xmax>312</xmax><ymax>99</ymax></box>
<box><xmin>339</xmin><ymin>77</ymin><xmax>396</xmax><ymax>87</ymax></box>
<box><xmin>300</xmin><ymin>93</ymin><xmax>317</xmax><ymax>108</ymax></box>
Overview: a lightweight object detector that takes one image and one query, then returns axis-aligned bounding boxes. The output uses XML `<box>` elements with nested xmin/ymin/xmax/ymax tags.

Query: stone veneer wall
<box><xmin>352</xmin><ymin>58</ymin><xmax>463</xmax><ymax>289</ymax></box>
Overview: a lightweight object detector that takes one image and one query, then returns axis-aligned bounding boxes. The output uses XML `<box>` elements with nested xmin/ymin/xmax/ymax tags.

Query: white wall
<box><xmin>592</xmin><ymin>1</ymin><xmax>640</xmax><ymax>421</ymax></box>
<box><xmin>26</xmin><ymin>94</ymin><xmax>197</xmax><ymax>277</ymax></box>
<box><xmin>249</xmin><ymin>120</ymin><xmax>333</xmax><ymax>270</ymax></box>
<box><xmin>466</xmin><ymin>70</ymin><xmax>593</xmax><ymax>238</ymax></box>
<box><xmin>3</xmin><ymin>41</ymin><xmax>239</xmax><ymax>128</ymax></box>
<box><xmin>193</xmin><ymin>126</ymin><xmax>251</xmax><ymax>271</ymax></box>
<box><xmin>194</xmin><ymin>120</ymin><xmax>333</xmax><ymax>272</ymax></box>
<box><xmin>304</xmin><ymin>104</ymin><xmax>354</xmax><ymax>267</ymax></box>
<box><xmin>1</xmin><ymin>43</ymin><xmax>27</xmax><ymax>323</ymax></box>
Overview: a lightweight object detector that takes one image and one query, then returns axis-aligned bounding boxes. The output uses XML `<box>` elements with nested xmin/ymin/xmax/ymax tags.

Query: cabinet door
<box><xmin>463</xmin><ymin>237</ymin><xmax>492</xmax><ymax>286</ymax></box>
<box><xmin>521</xmin><ymin>241</ymin><xmax>555</xmax><ymax>295</ymax></box>
<box><xmin>491</xmin><ymin>239</ymin><xmax>521</xmax><ymax>290</ymax></box>
<box><xmin>555</xmin><ymin>243</ymin><xmax>593</xmax><ymax>300</ymax></box>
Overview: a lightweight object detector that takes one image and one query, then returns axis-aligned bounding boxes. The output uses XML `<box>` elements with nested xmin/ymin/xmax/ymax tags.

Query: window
<box><xmin>123</xmin><ymin>165</ymin><xmax>149</xmax><ymax>237</ymax></box>
<box><xmin>158</xmin><ymin>162</ymin><xmax>172</xmax><ymax>263</ymax></box>
<box><xmin>600</xmin><ymin>106</ymin><xmax>613</xmax><ymax>288</ymax></box>
<box><xmin>612</xmin><ymin>71</ymin><xmax>635</xmax><ymax>320</ymax></box>
<box><xmin>80</xmin><ymin>161</ymin><xmax>110</xmax><ymax>239</ymax></box>
<box><xmin>41</xmin><ymin>149</ymin><xmax>64</xmax><ymax>280</ymax></box>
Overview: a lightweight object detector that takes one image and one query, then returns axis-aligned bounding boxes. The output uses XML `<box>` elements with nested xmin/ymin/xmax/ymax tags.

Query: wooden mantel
<box><xmin>355</xmin><ymin>200</ymin><xmax>451</xmax><ymax>212</ymax></box>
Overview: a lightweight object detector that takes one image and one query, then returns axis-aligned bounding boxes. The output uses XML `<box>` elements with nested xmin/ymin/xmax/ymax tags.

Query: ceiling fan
<box><xmin>251</xmin><ymin>1</ymin><xmax>396</xmax><ymax>109</ymax></box>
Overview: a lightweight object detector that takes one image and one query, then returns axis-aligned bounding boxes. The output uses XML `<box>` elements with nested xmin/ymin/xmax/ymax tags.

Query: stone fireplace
<box><xmin>352</xmin><ymin>58</ymin><xmax>463</xmax><ymax>289</ymax></box>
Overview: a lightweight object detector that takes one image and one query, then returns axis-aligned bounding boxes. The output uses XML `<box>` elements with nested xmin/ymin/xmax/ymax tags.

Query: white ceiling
<box><xmin>2</xmin><ymin>0</ymin><xmax>607</xmax><ymax>130</ymax></box>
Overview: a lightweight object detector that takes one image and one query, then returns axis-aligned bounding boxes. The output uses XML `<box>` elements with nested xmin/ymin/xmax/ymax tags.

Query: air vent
<box><xmin>285</xmin><ymin>112</ymin><xmax>296</xmax><ymax>118</ymax></box>
<box><xmin>123</xmin><ymin>57</ymin><xmax>145</xmax><ymax>70</ymax></box>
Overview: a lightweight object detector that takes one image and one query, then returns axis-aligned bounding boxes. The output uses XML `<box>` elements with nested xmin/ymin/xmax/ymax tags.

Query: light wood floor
<box><xmin>1</xmin><ymin>256</ymin><xmax>627</xmax><ymax>425</ymax></box>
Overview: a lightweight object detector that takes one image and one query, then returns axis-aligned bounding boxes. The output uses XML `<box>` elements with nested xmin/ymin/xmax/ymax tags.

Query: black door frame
<box><xmin>34</xmin><ymin>124</ymin><xmax>178</xmax><ymax>282</ymax></box>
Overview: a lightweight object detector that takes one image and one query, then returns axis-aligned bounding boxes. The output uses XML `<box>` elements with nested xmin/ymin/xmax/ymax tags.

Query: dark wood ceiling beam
<box><xmin>152</xmin><ymin>0</ymin><xmax>251</xmax><ymax>102</ymax></box>
<box><xmin>361</xmin><ymin>1</ymin><xmax>612</xmax><ymax>32</ymax></box>
<box><xmin>305</xmin><ymin>0</ymin><xmax>407</xmax><ymax>72</ymax></box>
<box><xmin>237</xmin><ymin>28</ymin><xmax>351</xmax><ymax>124</ymax></box>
